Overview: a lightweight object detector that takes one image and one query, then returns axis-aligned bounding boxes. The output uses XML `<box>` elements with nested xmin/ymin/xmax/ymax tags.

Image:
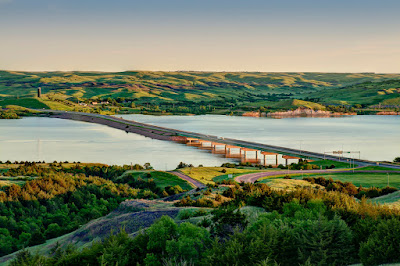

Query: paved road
<box><xmin>35</xmin><ymin>109</ymin><xmax>400</xmax><ymax>170</ymax></box>
<box><xmin>168</xmin><ymin>171</ymin><xmax>206</xmax><ymax>188</ymax></box>
<box><xmin>235</xmin><ymin>169</ymin><xmax>400</xmax><ymax>183</ymax></box>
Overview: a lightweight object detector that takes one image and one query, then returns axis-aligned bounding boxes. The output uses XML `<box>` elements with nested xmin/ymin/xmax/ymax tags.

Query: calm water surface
<box><xmin>0</xmin><ymin>115</ymin><xmax>399</xmax><ymax>169</ymax></box>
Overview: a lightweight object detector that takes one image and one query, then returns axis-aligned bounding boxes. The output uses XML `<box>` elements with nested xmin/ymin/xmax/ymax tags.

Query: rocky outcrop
<box><xmin>376</xmin><ymin>111</ymin><xmax>400</xmax><ymax>115</ymax></box>
<box><xmin>242</xmin><ymin>111</ymin><xmax>261</xmax><ymax>117</ymax></box>
<box><xmin>267</xmin><ymin>108</ymin><xmax>356</xmax><ymax>118</ymax></box>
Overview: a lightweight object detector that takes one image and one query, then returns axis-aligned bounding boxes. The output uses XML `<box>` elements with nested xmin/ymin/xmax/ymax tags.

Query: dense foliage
<box><xmin>3</xmin><ymin>162</ymin><xmax>400</xmax><ymax>265</ymax></box>
<box><xmin>303</xmin><ymin>176</ymin><xmax>398</xmax><ymax>199</ymax></box>
<box><xmin>0</xmin><ymin>162</ymin><xmax>190</xmax><ymax>257</ymax></box>
<box><xmin>7</xmin><ymin>179</ymin><xmax>400</xmax><ymax>265</ymax></box>
<box><xmin>0</xmin><ymin>172</ymin><xmax>142</xmax><ymax>256</ymax></box>
<box><xmin>0</xmin><ymin>109</ymin><xmax>19</xmax><ymax>119</ymax></box>
<box><xmin>11</xmin><ymin>197</ymin><xmax>400</xmax><ymax>266</ymax></box>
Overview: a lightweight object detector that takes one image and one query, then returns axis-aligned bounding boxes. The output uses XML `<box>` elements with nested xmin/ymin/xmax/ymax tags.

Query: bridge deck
<box><xmin>36</xmin><ymin>109</ymin><xmax>400</xmax><ymax>170</ymax></box>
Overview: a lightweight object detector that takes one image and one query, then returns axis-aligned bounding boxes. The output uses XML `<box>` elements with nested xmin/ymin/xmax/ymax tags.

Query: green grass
<box><xmin>2</xmin><ymin>70</ymin><xmax>400</xmax><ymax>112</ymax></box>
<box><xmin>312</xmin><ymin>79</ymin><xmax>400</xmax><ymax>105</ymax></box>
<box><xmin>0</xmin><ymin>98</ymin><xmax>49</xmax><ymax>109</ymax></box>
<box><xmin>356</xmin><ymin>166</ymin><xmax>400</xmax><ymax>171</ymax></box>
<box><xmin>310</xmin><ymin>159</ymin><xmax>353</xmax><ymax>169</ymax></box>
<box><xmin>179</xmin><ymin>167</ymin><xmax>263</xmax><ymax>184</ymax></box>
<box><xmin>0</xmin><ymin>176</ymin><xmax>32</xmax><ymax>187</ymax></box>
<box><xmin>212</xmin><ymin>172</ymin><xmax>250</xmax><ymax>182</ymax></box>
<box><xmin>40</xmin><ymin>99</ymin><xmax>74</xmax><ymax>111</ymax></box>
<box><xmin>239</xmin><ymin>206</ymin><xmax>266</xmax><ymax>224</ymax></box>
<box><xmin>290</xmin><ymin>172</ymin><xmax>400</xmax><ymax>188</ymax></box>
<box><xmin>122</xmin><ymin>171</ymin><xmax>194</xmax><ymax>190</ymax></box>
<box><xmin>370</xmin><ymin>191</ymin><xmax>400</xmax><ymax>205</ymax></box>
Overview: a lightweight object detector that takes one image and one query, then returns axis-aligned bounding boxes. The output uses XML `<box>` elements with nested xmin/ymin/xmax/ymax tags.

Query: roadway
<box><xmin>235</xmin><ymin>169</ymin><xmax>400</xmax><ymax>183</ymax></box>
<box><xmin>35</xmin><ymin>109</ymin><xmax>400</xmax><ymax>170</ymax></box>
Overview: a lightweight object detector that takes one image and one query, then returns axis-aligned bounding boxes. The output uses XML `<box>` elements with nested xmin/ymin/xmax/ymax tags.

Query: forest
<box><xmin>0</xmin><ymin>163</ymin><xmax>187</xmax><ymax>257</ymax></box>
<box><xmin>1</xmin><ymin>162</ymin><xmax>400</xmax><ymax>265</ymax></box>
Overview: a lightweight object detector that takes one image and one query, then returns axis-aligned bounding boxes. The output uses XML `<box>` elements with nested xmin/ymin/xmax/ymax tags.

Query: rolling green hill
<box><xmin>310</xmin><ymin>79</ymin><xmax>400</xmax><ymax>106</ymax></box>
<box><xmin>1</xmin><ymin>71</ymin><xmax>400</xmax><ymax>114</ymax></box>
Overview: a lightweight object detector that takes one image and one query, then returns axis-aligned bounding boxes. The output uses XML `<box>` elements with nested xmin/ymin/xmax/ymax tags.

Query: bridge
<box><xmin>36</xmin><ymin>110</ymin><xmax>400</xmax><ymax>169</ymax></box>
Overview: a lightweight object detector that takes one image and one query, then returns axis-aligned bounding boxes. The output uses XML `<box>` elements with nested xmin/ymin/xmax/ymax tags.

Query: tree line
<box><xmin>7</xmin><ymin>178</ymin><xmax>400</xmax><ymax>265</ymax></box>
<box><xmin>0</xmin><ymin>162</ymin><xmax>185</xmax><ymax>257</ymax></box>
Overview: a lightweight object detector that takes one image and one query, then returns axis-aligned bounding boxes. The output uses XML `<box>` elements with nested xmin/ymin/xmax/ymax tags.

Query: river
<box><xmin>0</xmin><ymin>115</ymin><xmax>399</xmax><ymax>169</ymax></box>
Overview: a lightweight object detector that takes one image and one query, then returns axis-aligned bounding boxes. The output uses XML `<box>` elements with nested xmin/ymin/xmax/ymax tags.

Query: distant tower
<box><xmin>37</xmin><ymin>87</ymin><xmax>42</xmax><ymax>98</ymax></box>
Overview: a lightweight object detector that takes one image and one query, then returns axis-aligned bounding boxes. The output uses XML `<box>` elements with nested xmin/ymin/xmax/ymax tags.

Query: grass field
<box><xmin>0</xmin><ymin>162</ymin><xmax>108</xmax><ymax>170</ymax></box>
<box><xmin>179</xmin><ymin>167</ymin><xmax>263</xmax><ymax>184</ymax></box>
<box><xmin>287</xmin><ymin>172</ymin><xmax>400</xmax><ymax>188</ymax></box>
<box><xmin>356</xmin><ymin>166</ymin><xmax>400</xmax><ymax>171</ymax></box>
<box><xmin>0</xmin><ymin>98</ymin><xmax>49</xmax><ymax>109</ymax></box>
<box><xmin>370</xmin><ymin>191</ymin><xmax>400</xmax><ymax>205</ymax></box>
<box><xmin>310</xmin><ymin>159</ymin><xmax>353</xmax><ymax>169</ymax></box>
<box><xmin>259</xmin><ymin>178</ymin><xmax>324</xmax><ymax>191</ymax></box>
<box><xmin>0</xmin><ymin>176</ymin><xmax>32</xmax><ymax>187</ymax></box>
<box><xmin>1</xmin><ymin>71</ymin><xmax>400</xmax><ymax>113</ymax></box>
<box><xmin>122</xmin><ymin>171</ymin><xmax>194</xmax><ymax>190</ymax></box>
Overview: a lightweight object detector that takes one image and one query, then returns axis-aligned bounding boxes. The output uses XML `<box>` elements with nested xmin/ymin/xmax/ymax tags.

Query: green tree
<box><xmin>166</xmin><ymin>222</ymin><xmax>210</xmax><ymax>263</ymax></box>
<box><xmin>147</xmin><ymin>216</ymin><xmax>177</xmax><ymax>254</ymax></box>
<box><xmin>45</xmin><ymin>223</ymin><xmax>62</xmax><ymax>239</ymax></box>
<box><xmin>359</xmin><ymin>218</ymin><xmax>400</xmax><ymax>265</ymax></box>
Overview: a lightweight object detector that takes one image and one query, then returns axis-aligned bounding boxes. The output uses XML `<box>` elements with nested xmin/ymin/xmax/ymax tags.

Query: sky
<box><xmin>0</xmin><ymin>0</ymin><xmax>399</xmax><ymax>72</ymax></box>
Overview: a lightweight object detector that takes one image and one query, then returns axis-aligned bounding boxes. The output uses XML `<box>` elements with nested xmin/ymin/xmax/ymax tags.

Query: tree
<box><xmin>359</xmin><ymin>218</ymin><xmax>400</xmax><ymax>265</ymax></box>
<box><xmin>394</xmin><ymin>157</ymin><xmax>400</xmax><ymax>163</ymax></box>
<box><xmin>166</xmin><ymin>222</ymin><xmax>211</xmax><ymax>263</ymax></box>
<box><xmin>144</xmin><ymin>162</ymin><xmax>153</xmax><ymax>170</ymax></box>
<box><xmin>147</xmin><ymin>216</ymin><xmax>177</xmax><ymax>254</ymax></box>
<box><xmin>45</xmin><ymin>223</ymin><xmax>62</xmax><ymax>239</ymax></box>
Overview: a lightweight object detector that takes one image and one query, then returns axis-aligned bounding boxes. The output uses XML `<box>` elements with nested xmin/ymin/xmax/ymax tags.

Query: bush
<box><xmin>359</xmin><ymin>218</ymin><xmax>400</xmax><ymax>265</ymax></box>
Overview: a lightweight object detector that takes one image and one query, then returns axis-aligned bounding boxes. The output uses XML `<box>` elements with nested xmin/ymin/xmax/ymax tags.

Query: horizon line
<box><xmin>2</xmin><ymin>69</ymin><xmax>400</xmax><ymax>75</ymax></box>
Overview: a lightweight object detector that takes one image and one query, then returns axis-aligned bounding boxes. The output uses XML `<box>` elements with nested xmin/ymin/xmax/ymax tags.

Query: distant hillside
<box><xmin>1</xmin><ymin>71</ymin><xmax>399</xmax><ymax>113</ymax></box>
<box><xmin>310</xmin><ymin>79</ymin><xmax>400</xmax><ymax>106</ymax></box>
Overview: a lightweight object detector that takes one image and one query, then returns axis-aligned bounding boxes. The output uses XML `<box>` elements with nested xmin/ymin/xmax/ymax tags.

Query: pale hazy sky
<box><xmin>1</xmin><ymin>0</ymin><xmax>399</xmax><ymax>72</ymax></box>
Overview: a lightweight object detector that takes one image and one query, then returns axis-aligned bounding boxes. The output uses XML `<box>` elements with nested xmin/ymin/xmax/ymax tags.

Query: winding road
<box><xmin>235</xmin><ymin>169</ymin><xmax>400</xmax><ymax>183</ymax></box>
<box><xmin>168</xmin><ymin>171</ymin><xmax>206</xmax><ymax>188</ymax></box>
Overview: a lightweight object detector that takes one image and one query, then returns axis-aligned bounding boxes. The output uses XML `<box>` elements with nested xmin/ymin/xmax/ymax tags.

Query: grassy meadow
<box><xmin>267</xmin><ymin>172</ymin><xmax>400</xmax><ymax>189</ymax></box>
<box><xmin>179</xmin><ymin>167</ymin><xmax>265</xmax><ymax>184</ymax></box>
<box><xmin>1</xmin><ymin>71</ymin><xmax>400</xmax><ymax>114</ymax></box>
<box><xmin>120</xmin><ymin>170</ymin><xmax>194</xmax><ymax>190</ymax></box>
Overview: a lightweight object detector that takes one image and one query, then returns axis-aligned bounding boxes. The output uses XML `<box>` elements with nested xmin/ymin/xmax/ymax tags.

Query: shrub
<box><xmin>359</xmin><ymin>218</ymin><xmax>400</xmax><ymax>265</ymax></box>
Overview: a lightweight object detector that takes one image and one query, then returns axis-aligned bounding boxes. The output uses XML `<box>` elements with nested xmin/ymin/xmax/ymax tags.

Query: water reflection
<box><xmin>0</xmin><ymin>115</ymin><xmax>399</xmax><ymax>169</ymax></box>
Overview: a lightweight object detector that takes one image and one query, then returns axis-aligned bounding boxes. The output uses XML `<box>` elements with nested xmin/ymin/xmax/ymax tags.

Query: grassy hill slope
<box><xmin>1</xmin><ymin>71</ymin><xmax>400</xmax><ymax>113</ymax></box>
<box><xmin>311</xmin><ymin>79</ymin><xmax>400</xmax><ymax>105</ymax></box>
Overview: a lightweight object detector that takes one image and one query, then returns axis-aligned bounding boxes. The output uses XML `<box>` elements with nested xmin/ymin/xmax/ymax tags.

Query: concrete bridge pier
<box><xmin>186</xmin><ymin>138</ymin><xmax>202</xmax><ymax>147</ymax></box>
<box><xmin>240</xmin><ymin>148</ymin><xmax>260</xmax><ymax>164</ymax></box>
<box><xmin>199</xmin><ymin>140</ymin><xmax>213</xmax><ymax>149</ymax></box>
<box><xmin>212</xmin><ymin>143</ymin><xmax>227</xmax><ymax>154</ymax></box>
<box><xmin>261</xmin><ymin>151</ymin><xmax>280</xmax><ymax>166</ymax></box>
<box><xmin>225</xmin><ymin>145</ymin><xmax>242</xmax><ymax>158</ymax></box>
<box><xmin>282</xmin><ymin>155</ymin><xmax>301</xmax><ymax>166</ymax></box>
